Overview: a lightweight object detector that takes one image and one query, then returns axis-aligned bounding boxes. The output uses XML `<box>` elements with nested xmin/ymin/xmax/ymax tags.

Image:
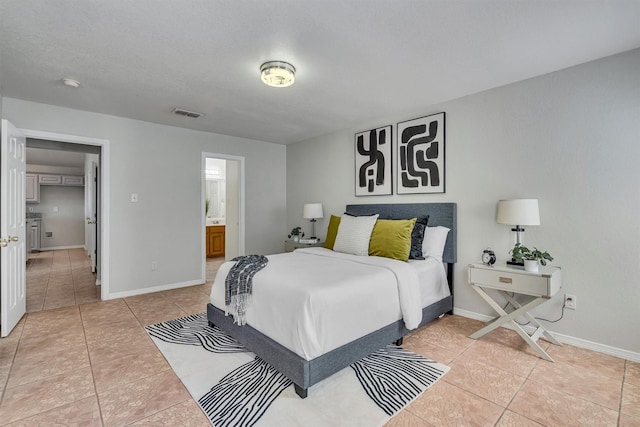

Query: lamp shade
<box><xmin>303</xmin><ymin>203</ymin><xmax>324</xmax><ymax>219</ymax></box>
<box><xmin>496</xmin><ymin>199</ymin><xmax>540</xmax><ymax>225</ymax></box>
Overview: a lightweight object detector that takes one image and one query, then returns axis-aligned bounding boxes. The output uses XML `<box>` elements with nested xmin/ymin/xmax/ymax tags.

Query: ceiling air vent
<box><xmin>172</xmin><ymin>108</ymin><xmax>203</xmax><ymax>119</ymax></box>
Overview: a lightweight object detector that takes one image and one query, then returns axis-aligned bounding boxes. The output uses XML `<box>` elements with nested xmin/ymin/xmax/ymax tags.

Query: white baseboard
<box><xmin>107</xmin><ymin>279</ymin><xmax>204</xmax><ymax>300</ymax></box>
<box><xmin>38</xmin><ymin>245</ymin><xmax>84</xmax><ymax>251</ymax></box>
<box><xmin>453</xmin><ymin>307</ymin><xmax>640</xmax><ymax>363</ymax></box>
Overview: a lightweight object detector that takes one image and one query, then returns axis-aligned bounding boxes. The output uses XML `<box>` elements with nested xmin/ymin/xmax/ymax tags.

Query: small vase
<box><xmin>292</xmin><ymin>235</ymin><xmax>299</xmax><ymax>242</ymax></box>
<box><xmin>524</xmin><ymin>260</ymin><xmax>539</xmax><ymax>272</ymax></box>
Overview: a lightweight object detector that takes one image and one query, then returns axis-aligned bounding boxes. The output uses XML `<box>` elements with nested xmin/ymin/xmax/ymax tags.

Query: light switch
<box><xmin>131</xmin><ymin>193</ymin><xmax>139</xmax><ymax>203</ymax></box>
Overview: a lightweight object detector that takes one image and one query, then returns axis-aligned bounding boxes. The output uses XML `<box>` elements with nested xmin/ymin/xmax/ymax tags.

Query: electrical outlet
<box><xmin>565</xmin><ymin>294</ymin><xmax>576</xmax><ymax>310</ymax></box>
<box><xmin>151</xmin><ymin>261</ymin><xmax>158</xmax><ymax>271</ymax></box>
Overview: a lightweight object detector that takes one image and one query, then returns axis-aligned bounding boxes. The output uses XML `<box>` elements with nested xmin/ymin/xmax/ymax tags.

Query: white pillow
<box><xmin>422</xmin><ymin>226</ymin><xmax>450</xmax><ymax>261</ymax></box>
<box><xmin>333</xmin><ymin>214</ymin><xmax>379</xmax><ymax>256</ymax></box>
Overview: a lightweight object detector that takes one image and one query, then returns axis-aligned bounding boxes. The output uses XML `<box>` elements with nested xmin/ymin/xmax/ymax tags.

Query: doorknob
<box><xmin>9</xmin><ymin>236</ymin><xmax>19</xmax><ymax>242</ymax></box>
<box><xmin>0</xmin><ymin>239</ymin><xmax>7</xmax><ymax>247</ymax></box>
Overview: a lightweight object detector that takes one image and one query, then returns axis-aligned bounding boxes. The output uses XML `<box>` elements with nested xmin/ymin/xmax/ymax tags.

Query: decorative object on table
<box><xmin>496</xmin><ymin>198</ymin><xmax>540</xmax><ymax>266</ymax></box>
<box><xmin>288</xmin><ymin>226</ymin><xmax>304</xmax><ymax>242</ymax></box>
<box><xmin>355</xmin><ymin>125</ymin><xmax>392</xmax><ymax>196</ymax></box>
<box><xmin>146</xmin><ymin>313</ymin><xmax>449</xmax><ymax>427</ymax></box>
<box><xmin>298</xmin><ymin>238</ymin><xmax>319</xmax><ymax>244</ymax></box>
<box><xmin>482</xmin><ymin>248</ymin><xmax>496</xmax><ymax>265</ymax></box>
<box><xmin>303</xmin><ymin>203</ymin><xmax>324</xmax><ymax>239</ymax></box>
<box><xmin>509</xmin><ymin>244</ymin><xmax>553</xmax><ymax>272</ymax></box>
<box><xmin>397</xmin><ymin>112</ymin><xmax>445</xmax><ymax>194</ymax></box>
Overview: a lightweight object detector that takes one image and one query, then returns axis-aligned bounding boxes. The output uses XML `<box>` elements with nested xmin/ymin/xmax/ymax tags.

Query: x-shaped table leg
<box><xmin>469</xmin><ymin>284</ymin><xmax>560</xmax><ymax>362</ymax></box>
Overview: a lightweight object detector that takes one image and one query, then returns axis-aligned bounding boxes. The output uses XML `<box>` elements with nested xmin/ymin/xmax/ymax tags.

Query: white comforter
<box><xmin>211</xmin><ymin>247</ymin><xmax>437</xmax><ymax>360</ymax></box>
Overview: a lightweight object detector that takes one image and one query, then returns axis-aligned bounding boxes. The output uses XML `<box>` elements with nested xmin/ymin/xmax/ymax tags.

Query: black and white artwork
<box><xmin>355</xmin><ymin>125</ymin><xmax>392</xmax><ymax>196</ymax></box>
<box><xmin>397</xmin><ymin>112</ymin><xmax>445</xmax><ymax>194</ymax></box>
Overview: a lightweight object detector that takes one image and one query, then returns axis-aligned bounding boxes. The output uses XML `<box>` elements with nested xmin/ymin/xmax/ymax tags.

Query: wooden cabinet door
<box><xmin>206</xmin><ymin>226</ymin><xmax>225</xmax><ymax>258</ymax></box>
<box><xmin>39</xmin><ymin>174</ymin><xmax>62</xmax><ymax>185</ymax></box>
<box><xmin>25</xmin><ymin>174</ymin><xmax>39</xmax><ymax>203</ymax></box>
<box><xmin>62</xmin><ymin>175</ymin><xmax>84</xmax><ymax>186</ymax></box>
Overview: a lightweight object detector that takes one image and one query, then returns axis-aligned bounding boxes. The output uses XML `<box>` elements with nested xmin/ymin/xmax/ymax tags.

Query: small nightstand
<box><xmin>468</xmin><ymin>262</ymin><xmax>562</xmax><ymax>362</ymax></box>
<box><xmin>284</xmin><ymin>240</ymin><xmax>324</xmax><ymax>252</ymax></box>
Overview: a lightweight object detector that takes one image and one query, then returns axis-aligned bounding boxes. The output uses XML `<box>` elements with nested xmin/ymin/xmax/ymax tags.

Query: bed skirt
<box><xmin>206</xmin><ymin>295</ymin><xmax>453</xmax><ymax>398</ymax></box>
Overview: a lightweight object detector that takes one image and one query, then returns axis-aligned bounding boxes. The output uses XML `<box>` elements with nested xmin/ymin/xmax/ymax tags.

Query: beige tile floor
<box><xmin>0</xmin><ymin>254</ymin><xmax>638</xmax><ymax>426</ymax></box>
<box><xmin>26</xmin><ymin>249</ymin><xmax>101</xmax><ymax>312</ymax></box>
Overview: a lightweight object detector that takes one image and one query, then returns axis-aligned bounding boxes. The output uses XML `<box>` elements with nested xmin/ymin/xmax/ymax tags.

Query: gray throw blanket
<box><xmin>225</xmin><ymin>255</ymin><xmax>269</xmax><ymax>326</ymax></box>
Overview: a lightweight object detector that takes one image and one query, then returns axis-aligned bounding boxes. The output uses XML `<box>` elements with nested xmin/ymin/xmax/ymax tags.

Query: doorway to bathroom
<box><xmin>202</xmin><ymin>153</ymin><xmax>245</xmax><ymax>283</ymax></box>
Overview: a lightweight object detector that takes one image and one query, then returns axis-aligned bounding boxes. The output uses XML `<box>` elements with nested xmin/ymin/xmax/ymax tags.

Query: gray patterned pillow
<box><xmin>409</xmin><ymin>215</ymin><xmax>429</xmax><ymax>260</ymax></box>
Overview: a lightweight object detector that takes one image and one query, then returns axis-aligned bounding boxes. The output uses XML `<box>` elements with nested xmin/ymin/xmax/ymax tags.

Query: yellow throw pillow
<box><xmin>324</xmin><ymin>215</ymin><xmax>341</xmax><ymax>250</ymax></box>
<box><xmin>369</xmin><ymin>218</ymin><xmax>417</xmax><ymax>261</ymax></box>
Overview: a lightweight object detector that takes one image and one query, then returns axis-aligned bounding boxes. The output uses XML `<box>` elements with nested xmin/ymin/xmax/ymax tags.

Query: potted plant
<box><xmin>288</xmin><ymin>226</ymin><xmax>305</xmax><ymax>242</ymax></box>
<box><xmin>510</xmin><ymin>244</ymin><xmax>553</xmax><ymax>272</ymax></box>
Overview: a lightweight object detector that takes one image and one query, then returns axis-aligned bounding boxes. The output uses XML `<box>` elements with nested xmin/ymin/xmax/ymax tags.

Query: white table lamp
<box><xmin>303</xmin><ymin>203</ymin><xmax>324</xmax><ymax>239</ymax></box>
<box><xmin>497</xmin><ymin>199</ymin><xmax>540</xmax><ymax>265</ymax></box>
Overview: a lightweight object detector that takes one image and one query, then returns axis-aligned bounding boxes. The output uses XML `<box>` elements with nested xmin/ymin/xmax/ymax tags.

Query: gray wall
<box><xmin>37</xmin><ymin>185</ymin><xmax>85</xmax><ymax>249</ymax></box>
<box><xmin>287</xmin><ymin>49</ymin><xmax>640</xmax><ymax>355</ymax></box>
<box><xmin>4</xmin><ymin>98</ymin><xmax>287</xmax><ymax>296</ymax></box>
<box><xmin>26</xmin><ymin>162</ymin><xmax>86</xmax><ymax>249</ymax></box>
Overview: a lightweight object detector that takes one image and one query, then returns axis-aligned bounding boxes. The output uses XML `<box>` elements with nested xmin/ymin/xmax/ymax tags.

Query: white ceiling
<box><xmin>1</xmin><ymin>1</ymin><xmax>639</xmax><ymax>145</ymax></box>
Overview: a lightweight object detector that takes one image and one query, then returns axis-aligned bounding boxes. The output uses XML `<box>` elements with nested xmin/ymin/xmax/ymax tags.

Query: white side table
<box><xmin>468</xmin><ymin>262</ymin><xmax>562</xmax><ymax>362</ymax></box>
<box><xmin>284</xmin><ymin>240</ymin><xmax>324</xmax><ymax>252</ymax></box>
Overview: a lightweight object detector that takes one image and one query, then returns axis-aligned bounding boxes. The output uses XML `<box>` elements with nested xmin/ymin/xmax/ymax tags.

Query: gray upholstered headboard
<box><xmin>345</xmin><ymin>203</ymin><xmax>457</xmax><ymax>264</ymax></box>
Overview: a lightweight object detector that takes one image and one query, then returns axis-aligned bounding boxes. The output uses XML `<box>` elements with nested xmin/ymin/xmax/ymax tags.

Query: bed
<box><xmin>206</xmin><ymin>202</ymin><xmax>456</xmax><ymax>398</ymax></box>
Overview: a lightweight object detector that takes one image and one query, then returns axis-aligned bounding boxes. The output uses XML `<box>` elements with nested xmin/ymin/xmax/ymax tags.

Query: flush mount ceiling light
<box><xmin>62</xmin><ymin>78</ymin><xmax>81</xmax><ymax>88</ymax></box>
<box><xmin>260</xmin><ymin>61</ymin><xmax>296</xmax><ymax>88</ymax></box>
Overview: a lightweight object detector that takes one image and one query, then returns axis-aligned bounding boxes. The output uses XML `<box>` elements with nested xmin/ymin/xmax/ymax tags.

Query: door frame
<box><xmin>201</xmin><ymin>152</ymin><xmax>245</xmax><ymax>281</ymax></box>
<box><xmin>21</xmin><ymin>128</ymin><xmax>111</xmax><ymax>300</ymax></box>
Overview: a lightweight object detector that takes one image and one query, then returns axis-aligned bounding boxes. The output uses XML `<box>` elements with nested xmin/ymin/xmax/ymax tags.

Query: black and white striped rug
<box><xmin>146</xmin><ymin>313</ymin><xmax>449</xmax><ymax>427</ymax></box>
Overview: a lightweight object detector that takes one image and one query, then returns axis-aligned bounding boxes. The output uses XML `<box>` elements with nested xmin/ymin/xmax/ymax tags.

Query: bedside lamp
<box><xmin>497</xmin><ymin>199</ymin><xmax>540</xmax><ymax>265</ymax></box>
<box><xmin>303</xmin><ymin>203</ymin><xmax>323</xmax><ymax>240</ymax></box>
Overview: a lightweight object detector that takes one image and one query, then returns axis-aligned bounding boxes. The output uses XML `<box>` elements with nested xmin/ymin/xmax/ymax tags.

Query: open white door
<box><xmin>1</xmin><ymin>119</ymin><xmax>27</xmax><ymax>337</ymax></box>
<box><xmin>87</xmin><ymin>161</ymin><xmax>97</xmax><ymax>272</ymax></box>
